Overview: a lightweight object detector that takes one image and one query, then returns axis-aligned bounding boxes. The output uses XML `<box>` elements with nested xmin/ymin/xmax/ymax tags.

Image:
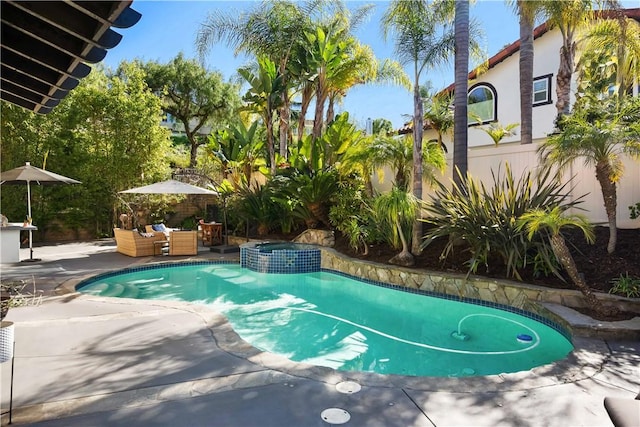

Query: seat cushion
<box><xmin>604</xmin><ymin>397</ymin><xmax>640</xmax><ymax>427</ymax></box>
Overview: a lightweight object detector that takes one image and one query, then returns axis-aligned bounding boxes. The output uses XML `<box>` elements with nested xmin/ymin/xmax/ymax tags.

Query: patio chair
<box><xmin>604</xmin><ymin>391</ymin><xmax>640</xmax><ymax>427</ymax></box>
<box><xmin>200</xmin><ymin>222</ymin><xmax>222</xmax><ymax>246</ymax></box>
<box><xmin>168</xmin><ymin>230</ymin><xmax>197</xmax><ymax>256</ymax></box>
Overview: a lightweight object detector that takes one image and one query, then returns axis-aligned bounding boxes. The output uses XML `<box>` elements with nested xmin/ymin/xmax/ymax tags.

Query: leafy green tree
<box><xmin>1</xmin><ymin>64</ymin><xmax>172</xmax><ymax>237</ymax></box>
<box><xmin>138</xmin><ymin>53</ymin><xmax>240</xmax><ymax>167</ymax></box>
<box><xmin>372</xmin><ymin>118</ymin><xmax>393</xmax><ymax>135</ymax></box>
<box><xmin>538</xmin><ymin>95</ymin><xmax>640</xmax><ymax>253</ymax></box>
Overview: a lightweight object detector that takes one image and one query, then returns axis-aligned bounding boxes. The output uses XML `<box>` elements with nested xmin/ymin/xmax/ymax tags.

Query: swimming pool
<box><xmin>77</xmin><ymin>263</ymin><xmax>573</xmax><ymax>377</ymax></box>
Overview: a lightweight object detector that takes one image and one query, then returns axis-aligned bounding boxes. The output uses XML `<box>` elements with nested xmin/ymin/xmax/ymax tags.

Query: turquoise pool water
<box><xmin>78</xmin><ymin>263</ymin><xmax>573</xmax><ymax>377</ymax></box>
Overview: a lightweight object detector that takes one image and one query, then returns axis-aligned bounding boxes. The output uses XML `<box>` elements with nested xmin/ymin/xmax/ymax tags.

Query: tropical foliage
<box><xmin>517</xmin><ymin>207</ymin><xmax>618</xmax><ymax>316</ymax></box>
<box><xmin>2</xmin><ymin>0</ymin><xmax>638</xmax><ymax>313</ymax></box>
<box><xmin>1</xmin><ymin>64</ymin><xmax>172</xmax><ymax>237</ymax></box>
<box><xmin>421</xmin><ymin>166</ymin><xmax>583</xmax><ymax>280</ymax></box>
<box><xmin>538</xmin><ymin>95</ymin><xmax>640</xmax><ymax>254</ymax></box>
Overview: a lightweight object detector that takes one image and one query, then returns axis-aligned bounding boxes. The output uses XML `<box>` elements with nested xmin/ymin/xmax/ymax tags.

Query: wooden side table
<box><xmin>153</xmin><ymin>240</ymin><xmax>169</xmax><ymax>256</ymax></box>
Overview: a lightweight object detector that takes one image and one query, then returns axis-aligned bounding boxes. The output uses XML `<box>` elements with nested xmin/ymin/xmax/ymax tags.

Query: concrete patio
<box><xmin>1</xmin><ymin>240</ymin><xmax>638</xmax><ymax>426</ymax></box>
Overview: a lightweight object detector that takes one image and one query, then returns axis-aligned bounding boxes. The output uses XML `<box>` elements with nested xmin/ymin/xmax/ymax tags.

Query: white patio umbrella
<box><xmin>0</xmin><ymin>162</ymin><xmax>81</xmax><ymax>261</ymax></box>
<box><xmin>119</xmin><ymin>179</ymin><xmax>218</xmax><ymax>195</ymax></box>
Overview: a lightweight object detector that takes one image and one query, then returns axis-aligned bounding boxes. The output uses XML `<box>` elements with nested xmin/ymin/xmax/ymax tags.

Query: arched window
<box><xmin>467</xmin><ymin>83</ymin><xmax>496</xmax><ymax>125</ymax></box>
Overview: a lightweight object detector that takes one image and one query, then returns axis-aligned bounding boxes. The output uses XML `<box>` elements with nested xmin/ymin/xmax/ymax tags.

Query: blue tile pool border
<box><xmin>240</xmin><ymin>245</ymin><xmax>321</xmax><ymax>274</ymax></box>
<box><xmin>75</xmin><ymin>260</ymin><xmax>572</xmax><ymax>343</ymax></box>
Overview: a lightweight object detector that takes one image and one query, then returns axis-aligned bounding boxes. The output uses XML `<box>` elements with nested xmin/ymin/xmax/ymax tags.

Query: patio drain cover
<box><xmin>321</xmin><ymin>408</ymin><xmax>351</xmax><ymax>424</ymax></box>
<box><xmin>336</xmin><ymin>381</ymin><xmax>361</xmax><ymax>394</ymax></box>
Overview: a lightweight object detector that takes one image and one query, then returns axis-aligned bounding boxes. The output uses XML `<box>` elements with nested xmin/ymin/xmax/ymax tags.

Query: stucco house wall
<box><xmin>412</xmin><ymin>23</ymin><xmax>640</xmax><ymax>229</ymax></box>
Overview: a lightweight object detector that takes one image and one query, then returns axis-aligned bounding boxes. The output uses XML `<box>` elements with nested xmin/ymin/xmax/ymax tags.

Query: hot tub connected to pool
<box><xmin>240</xmin><ymin>242</ymin><xmax>321</xmax><ymax>273</ymax></box>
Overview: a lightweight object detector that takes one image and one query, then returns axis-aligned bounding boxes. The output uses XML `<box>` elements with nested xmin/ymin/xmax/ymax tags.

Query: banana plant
<box><xmin>207</xmin><ymin>120</ymin><xmax>267</xmax><ymax>187</ymax></box>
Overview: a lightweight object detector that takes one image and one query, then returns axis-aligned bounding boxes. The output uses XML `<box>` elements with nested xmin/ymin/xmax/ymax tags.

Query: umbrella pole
<box><xmin>23</xmin><ymin>181</ymin><xmax>39</xmax><ymax>262</ymax></box>
<box><xmin>27</xmin><ymin>181</ymin><xmax>33</xmax><ymax>260</ymax></box>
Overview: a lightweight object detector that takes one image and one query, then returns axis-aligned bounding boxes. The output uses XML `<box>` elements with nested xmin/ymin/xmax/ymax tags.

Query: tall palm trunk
<box><xmin>411</xmin><ymin>77</ymin><xmax>424</xmax><ymax>256</ymax></box>
<box><xmin>549</xmin><ymin>234</ymin><xmax>617</xmax><ymax>316</ymax></box>
<box><xmin>453</xmin><ymin>0</ymin><xmax>469</xmax><ymax>180</ymax></box>
<box><xmin>297</xmin><ymin>84</ymin><xmax>313</xmax><ymax>142</ymax></box>
<box><xmin>556</xmin><ymin>31</ymin><xmax>576</xmax><ymax>118</ymax></box>
<box><xmin>518</xmin><ymin>3</ymin><xmax>534</xmax><ymax>145</ymax></box>
<box><xmin>266</xmin><ymin>112</ymin><xmax>276</xmax><ymax>175</ymax></box>
<box><xmin>312</xmin><ymin>69</ymin><xmax>326</xmax><ymax>139</ymax></box>
<box><xmin>326</xmin><ymin>94</ymin><xmax>336</xmax><ymax>125</ymax></box>
<box><xmin>595</xmin><ymin>161</ymin><xmax>618</xmax><ymax>253</ymax></box>
<box><xmin>279</xmin><ymin>91</ymin><xmax>290</xmax><ymax>158</ymax></box>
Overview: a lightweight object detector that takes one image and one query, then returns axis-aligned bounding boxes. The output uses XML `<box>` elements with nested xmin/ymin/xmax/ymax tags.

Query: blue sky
<box><xmin>102</xmin><ymin>0</ymin><xmax>633</xmax><ymax>129</ymax></box>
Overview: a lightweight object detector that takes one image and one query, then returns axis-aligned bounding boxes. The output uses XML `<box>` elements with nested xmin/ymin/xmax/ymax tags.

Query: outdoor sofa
<box><xmin>113</xmin><ymin>228</ymin><xmax>167</xmax><ymax>257</ymax></box>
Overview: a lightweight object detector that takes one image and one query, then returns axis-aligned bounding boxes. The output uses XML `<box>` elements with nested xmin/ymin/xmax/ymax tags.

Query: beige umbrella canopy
<box><xmin>0</xmin><ymin>162</ymin><xmax>81</xmax><ymax>261</ymax></box>
<box><xmin>119</xmin><ymin>179</ymin><xmax>217</xmax><ymax>230</ymax></box>
<box><xmin>119</xmin><ymin>179</ymin><xmax>217</xmax><ymax>195</ymax></box>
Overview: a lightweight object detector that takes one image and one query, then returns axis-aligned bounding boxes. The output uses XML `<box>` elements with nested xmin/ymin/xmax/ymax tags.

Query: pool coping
<box><xmin>55</xmin><ymin>291</ymin><xmax>611</xmax><ymax>394</ymax></box>
<box><xmin>58</xmin><ymin>260</ymin><xmax>626</xmax><ymax>392</ymax></box>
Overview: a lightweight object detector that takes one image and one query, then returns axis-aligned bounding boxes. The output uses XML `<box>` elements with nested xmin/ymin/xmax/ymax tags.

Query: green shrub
<box><xmin>329</xmin><ymin>182</ymin><xmax>379</xmax><ymax>254</ymax></box>
<box><xmin>629</xmin><ymin>202</ymin><xmax>640</xmax><ymax>220</ymax></box>
<box><xmin>237</xmin><ymin>184</ymin><xmax>278</xmax><ymax>236</ymax></box>
<box><xmin>609</xmin><ymin>273</ymin><xmax>640</xmax><ymax>298</ymax></box>
<box><xmin>421</xmin><ymin>165</ymin><xmax>584</xmax><ymax>280</ymax></box>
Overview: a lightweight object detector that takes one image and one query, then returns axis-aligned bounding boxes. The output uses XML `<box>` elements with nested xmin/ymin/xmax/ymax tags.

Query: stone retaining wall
<box><xmin>320</xmin><ymin>248</ymin><xmax>639</xmax><ymax>336</ymax></box>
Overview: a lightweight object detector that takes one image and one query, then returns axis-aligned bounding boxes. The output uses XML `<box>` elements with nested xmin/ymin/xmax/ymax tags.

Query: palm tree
<box><xmin>305</xmin><ymin>25</ymin><xmax>348</xmax><ymax>140</ymax></box>
<box><xmin>578</xmin><ymin>13</ymin><xmax>640</xmax><ymax>103</ymax></box>
<box><xmin>350</xmin><ymin>134</ymin><xmax>447</xmax><ymax>194</ymax></box>
<box><xmin>382</xmin><ymin>0</ymin><xmax>456</xmax><ymax>254</ymax></box>
<box><xmin>538</xmin><ymin>95</ymin><xmax>640</xmax><ymax>253</ymax></box>
<box><xmin>518</xmin><ymin>207</ymin><xmax>618</xmax><ymax>317</ymax></box>
<box><xmin>541</xmin><ymin>0</ymin><xmax>601</xmax><ymax>119</ymax></box>
<box><xmin>238</xmin><ymin>58</ymin><xmax>284</xmax><ymax>175</ymax></box>
<box><xmin>196</xmin><ymin>1</ymin><xmax>314</xmax><ymax>159</ymax></box>
<box><xmin>509</xmin><ymin>1</ymin><xmax>542</xmax><ymax>145</ymax></box>
<box><xmin>374</xmin><ymin>186</ymin><xmax>418</xmax><ymax>267</ymax></box>
<box><xmin>423</xmin><ymin>86</ymin><xmax>454</xmax><ymax>151</ymax></box>
<box><xmin>325</xmin><ymin>43</ymin><xmax>411</xmax><ymax>126</ymax></box>
<box><xmin>479</xmin><ymin>122</ymin><xmax>519</xmax><ymax>146</ymax></box>
<box><xmin>453</xmin><ymin>0</ymin><xmax>469</xmax><ymax>180</ymax></box>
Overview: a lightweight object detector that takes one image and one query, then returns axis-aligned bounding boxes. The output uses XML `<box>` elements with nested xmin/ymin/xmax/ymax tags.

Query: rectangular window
<box><xmin>533</xmin><ymin>74</ymin><xmax>552</xmax><ymax>106</ymax></box>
